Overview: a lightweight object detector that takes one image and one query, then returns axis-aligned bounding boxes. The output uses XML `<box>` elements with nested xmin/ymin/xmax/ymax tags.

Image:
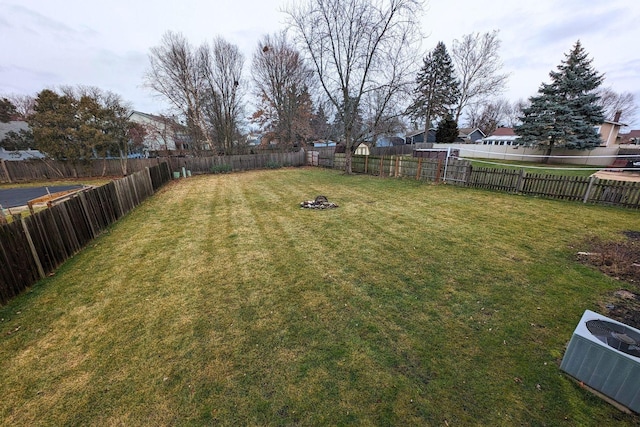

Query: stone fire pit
<box><xmin>300</xmin><ymin>195</ymin><xmax>339</xmax><ymax>209</ymax></box>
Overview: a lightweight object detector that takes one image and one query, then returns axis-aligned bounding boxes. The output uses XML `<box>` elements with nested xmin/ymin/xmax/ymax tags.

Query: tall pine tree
<box><xmin>436</xmin><ymin>114</ymin><xmax>459</xmax><ymax>143</ymax></box>
<box><xmin>0</xmin><ymin>98</ymin><xmax>17</xmax><ymax>123</ymax></box>
<box><xmin>407</xmin><ymin>42</ymin><xmax>460</xmax><ymax>139</ymax></box>
<box><xmin>516</xmin><ymin>41</ymin><xmax>605</xmax><ymax>159</ymax></box>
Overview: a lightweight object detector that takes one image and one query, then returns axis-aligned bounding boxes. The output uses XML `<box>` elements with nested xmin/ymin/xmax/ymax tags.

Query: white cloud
<box><xmin>1</xmin><ymin>0</ymin><xmax>639</xmax><ymax>126</ymax></box>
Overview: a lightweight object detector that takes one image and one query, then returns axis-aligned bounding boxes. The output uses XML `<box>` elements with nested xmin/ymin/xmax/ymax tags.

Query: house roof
<box><xmin>130</xmin><ymin>111</ymin><xmax>184</xmax><ymax>128</ymax></box>
<box><xmin>130</xmin><ymin>110</ymin><xmax>164</xmax><ymax>121</ymax></box>
<box><xmin>490</xmin><ymin>127</ymin><xmax>516</xmax><ymax>136</ymax></box>
<box><xmin>0</xmin><ymin>121</ymin><xmax>29</xmax><ymax>141</ymax></box>
<box><xmin>603</xmin><ymin>119</ymin><xmax>627</xmax><ymax>127</ymax></box>
<box><xmin>458</xmin><ymin>127</ymin><xmax>485</xmax><ymax>138</ymax></box>
<box><xmin>0</xmin><ymin>147</ymin><xmax>45</xmax><ymax>161</ymax></box>
<box><xmin>406</xmin><ymin>128</ymin><xmax>436</xmax><ymax>137</ymax></box>
<box><xmin>620</xmin><ymin>130</ymin><xmax>640</xmax><ymax>143</ymax></box>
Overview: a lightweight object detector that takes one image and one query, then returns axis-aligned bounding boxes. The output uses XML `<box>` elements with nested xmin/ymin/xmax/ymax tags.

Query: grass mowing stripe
<box><xmin>0</xmin><ymin>168</ymin><xmax>639</xmax><ymax>425</ymax></box>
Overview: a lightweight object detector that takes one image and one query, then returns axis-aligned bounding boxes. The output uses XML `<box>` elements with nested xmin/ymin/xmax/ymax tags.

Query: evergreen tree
<box><xmin>436</xmin><ymin>114</ymin><xmax>459</xmax><ymax>143</ymax></box>
<box><xmin>29</xmin><ymin>88</ymin><xmax>134</xmax><ymax>174</ymax></box>
<box><xmin>516</xmin><ymin>41</ymin><xmax>605</xmax><ymax>159</ymax></box>
<box><xmin>29</xmin><ymin>90</ymin><xmax>81</xmax><ymax>162</ymax></box>
<box><xmin>0</xmin><ymin>98</ymin><xmax>17</xmax><ymax>122</ymax></box>
<box><xmin>407</xmin><ymin>42</ymin><xmax>460</xmax><ymax>138</ymax></box>
<box><xmin>310</xmin><ymin>105</ymin><xmax>331</xmax><ymax>141</ymax></box>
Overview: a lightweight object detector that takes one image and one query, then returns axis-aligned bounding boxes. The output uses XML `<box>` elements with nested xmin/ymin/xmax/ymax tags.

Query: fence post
<box><xmin>435</xmin><ymin>160</ymin><xmax>443</xmax><ymax>184</ymax></box>
<box><xmin>20</xmin><ymin>218</ymin><xmax>46</xmax><ymax>280</ymax></box>
<box><xmin>516</xmin><ymin>170</ymin><xmax>527</xmax><ymax>193</ymax></box>
<box><xmin>583</xmin><ymin>176</ymin><xmax>596</xmax><ymax>204</ymax></box>
<box><xmin>395</xmin><ymin>157</ymin><xmax>400</xmax><ymax>177</ymax></box>
<box><xmin>416</xmin><ymin>157</ymin><xmax>422</xmax><ymax>180</ymax></box>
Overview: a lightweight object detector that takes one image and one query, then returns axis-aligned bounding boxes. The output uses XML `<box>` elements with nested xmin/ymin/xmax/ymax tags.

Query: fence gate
<box><xmin>306</xmin><ymin>151</ymin><xmax>319</xmax><ymax>166</ymax></box>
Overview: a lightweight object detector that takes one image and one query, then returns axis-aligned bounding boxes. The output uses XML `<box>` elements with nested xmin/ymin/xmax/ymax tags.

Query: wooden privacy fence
<box><xmin>469</xmin><ymin>168</ymin><xmax>640</xmax><ymax>208</ymax></box>
<box><xmin>0</xmin><ymin>151</ymin><xmax>305</xmax><ymax>183</ymax></box>
<box><xmin>0</xmin><ymin>158</ymin><xmax>169</xmax><ymax>183</ymax></box>
<box><xmin>333</xmin><ymin>153</ymin><xmax>470</xmax><ymax>183</ymax></box>
<box><xmin>333</xmin><ymin>154</ymin><xmax>640</xmax><ymax>208</ymax></box>
<box><xmin>0</xmin><ymin>162</ymin><xmax>171</xmax><ymax>305</ymax></box>
<box><xmin>167</xmin><ymin>150</ymin><xmax>306</xmax><ymax>175</ymax></box>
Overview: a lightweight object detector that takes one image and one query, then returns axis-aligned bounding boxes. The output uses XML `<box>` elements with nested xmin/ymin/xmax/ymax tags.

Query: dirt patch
<box><xmin>577</xmin><ymin>231</ymin><xmax>640</xmax><ymax>328</ymax></box>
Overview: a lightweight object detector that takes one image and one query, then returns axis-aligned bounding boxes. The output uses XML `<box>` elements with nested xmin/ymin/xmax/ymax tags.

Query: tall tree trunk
<box><xmin>345</xmin><ymin>149</ymin><xmax>353</xmax><ymax>174</ymax></box>
<box><xmin>543</xmin><ymin>142</ymin><xmax>554</xmax><ymax>164</ymax></box>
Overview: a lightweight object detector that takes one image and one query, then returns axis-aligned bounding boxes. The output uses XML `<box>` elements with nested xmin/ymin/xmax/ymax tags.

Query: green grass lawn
<box><xmin>469</xmin><ymin>159</ymin><xmax>598</xmax><ymax>177</ymax></box>
<box><xmin>1</xmin><ymin>168</ymin><xmax>639</xmax><ymax>425</ymax></box>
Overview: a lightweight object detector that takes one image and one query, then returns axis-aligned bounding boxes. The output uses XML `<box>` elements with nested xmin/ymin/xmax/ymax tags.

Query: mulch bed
<box><xmin>577</xmin><ymin>231</ymin><xmax>640</xmax><ymax>328</ymax></box>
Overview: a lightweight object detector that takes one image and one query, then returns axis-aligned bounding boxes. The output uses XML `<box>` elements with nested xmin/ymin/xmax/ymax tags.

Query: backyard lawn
<box><xmin>1</xmin><ymin>168</ymin><xmax>639</xmax><ymax>425</ymax></box>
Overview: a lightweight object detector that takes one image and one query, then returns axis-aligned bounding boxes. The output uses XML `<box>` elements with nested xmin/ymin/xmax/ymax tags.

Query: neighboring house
<box><xmin>0</xmin><ymin>147</ymin><xmax>45</xmax><ymax>161</ymax></box>
<box><xmin>620</xmin><ymin>130</ymin><xmax>640</xmax><ymax>145</ymax></box>
<box><xmin>309</xmin><ymin>140</ymin><xmax>337</xmax><ymax>148</ymax></box>
<box><xmin>406</xmin><ymin>129</ymin><xmax>436</xmax><ymax>144</ymax></box>
<box><xmin>129</xmin><ymin>111</ymin><xmax>190</xmax><ymax>155</ymax></box>
<box><xmin>375</xmin><ymin>136</ymin><xmax>406</xmax><ymax>147</ymax></box>
<box><xmin>479</xmin><ymin>127</ymin><xmax>520</xmax><ymax>146</ymax></box>
<box><xmin>246</xmin><ymin>132</ymin><xmax>262</xmax><ymax>146</ymax></box>
<box><xmin>457</xmin><ymin>128</ymin><xmax>485</xmax><ymax>143</ymax></box>
<box><xmin>0</xmin><ymin>120</ymin><xmax>30</xmax><ymax>142</ymax></box>
<box><xmin>480</xmin><ymin>119</ymin><xmax>626</xmax><ymax>148</ymax></box>
<box><xmin>0</xmin><ymin>121</ymin><xmax>45</xmax><ymax>160</ymax></box>
<box><xmin>596</xmin><ymin>115</ymin><xmax>626</xmax><ymax>147</ymax></box>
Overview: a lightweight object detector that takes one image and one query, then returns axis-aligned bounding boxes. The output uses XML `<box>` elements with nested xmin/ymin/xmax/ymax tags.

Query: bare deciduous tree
<box><xmin>451</xmin><ymin>30</ymin><xmax>509</xmax><ymax>123</ymax></box>
<box><xmin>4</xmin><ymin>93</ymin><xmax>35</xmax><ymax>119</ymax></box>
<box><xmin>251</xmin><ymin>32</ymin><xmax>314</xmax><ymax>147</ymax></box>
<box><xmin>200</xmin><ymin>37</ymin><xmax>245</xmax><ymax>154</ymax></box>
<box><xmin>464</xmin><ymin>98</ymin><xmax>512</xmax><ymax>136</ymax></box>
<box><xmin>595</xmin><ymin>86</ymin><xmax>638</xmax><ymax>124</ymax></box>
<box><xmin>145</xmin><ymin>32</ymin><xmax>247</xmax><ymax>154</ymax></box>
<box><xmin>144</xmin><ymin>31</ymin><xmax>211</xmax><ymax>152</ymax></box>
<box><xmin>286</xmin><ymin>0</ymin><xmax>423</xmax><ymax>173</ymax></box>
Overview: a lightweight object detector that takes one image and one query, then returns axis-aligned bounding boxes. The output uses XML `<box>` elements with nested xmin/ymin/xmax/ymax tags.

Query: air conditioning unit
<box><xmin>560</xmin><ymin>310</ymin><xmax>640</xmax><ymax>413</ymax></box>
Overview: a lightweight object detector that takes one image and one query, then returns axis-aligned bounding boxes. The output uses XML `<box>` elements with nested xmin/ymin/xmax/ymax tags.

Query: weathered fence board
<box><xmin>0</xmin><ymin>221</ymin><xmax>41</xmax><ymax>303</ymax></box>
<box><xmin>0</xmin><ymin>163</ymin><xmax>172</xmax><ymax>305</ymax></box>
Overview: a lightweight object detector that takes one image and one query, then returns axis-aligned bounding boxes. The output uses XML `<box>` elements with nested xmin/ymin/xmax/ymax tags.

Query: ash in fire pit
<box><xmin>300</xmin><ymin>195</ymin><xmax>339</xmax><ymax>209</ymax></box>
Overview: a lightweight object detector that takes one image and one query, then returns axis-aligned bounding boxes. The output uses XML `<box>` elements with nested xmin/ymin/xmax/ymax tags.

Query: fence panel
<box><xmin>521</xmin><ymin>174</ymin><xmax>590</xmax><ymax>201</ymax></box>
<box><xmin>0</xmin><ymin>158</ymin><xmax>171</xmax><ymax>183</ymax></box>
<box><xmin>0</xmin><ymin>164</ymin><xmax>172</xmax><ymax>305</ymax></box>
<box><xmin>167</xmin><ymin>151</ymin><xmax>305</xmax><ymax>176</ymax></box>
<box><xmin>588</xmin><ymin>179</ymin><xmax>640</xmax><ymax>208</ymax></box>
<box><xmin>0</xmin><ymin>221</ymin><xmax>41</xmax><ymax>305</ymax></box>
<box><xmin>468</xmin><ymin>168</ymin><xmax>520</xmax><ymax>192</ymax></box>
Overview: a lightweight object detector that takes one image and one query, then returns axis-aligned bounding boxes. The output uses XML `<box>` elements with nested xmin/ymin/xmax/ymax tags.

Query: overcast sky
<box><xmin>1</xmin><ymin>0</ymin><xmax>639</xmax><ymax>127</ymax></box>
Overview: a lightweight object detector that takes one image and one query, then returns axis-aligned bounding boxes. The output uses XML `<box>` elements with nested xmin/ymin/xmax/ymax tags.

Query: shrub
<box><xmin>211</xmin><ymin>164</ymin><xmax>232</xmax><ymax>174</ymax></box>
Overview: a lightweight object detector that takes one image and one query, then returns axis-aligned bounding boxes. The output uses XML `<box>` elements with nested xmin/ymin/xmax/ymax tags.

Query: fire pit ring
<box><xmin>300</xmin><ymin>195</ymin><xmax>338</xmax><ymax>209</ymax></box>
